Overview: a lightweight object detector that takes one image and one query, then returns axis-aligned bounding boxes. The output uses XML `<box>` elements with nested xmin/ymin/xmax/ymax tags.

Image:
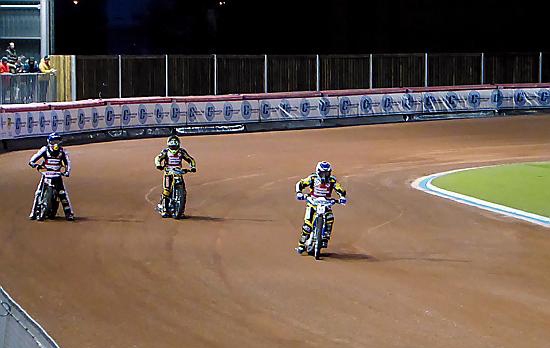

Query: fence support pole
<box><xmin>264</xmin><ymin>54</ymin><xmax>268</xmax><ymax>93</ymax></box>
<box><xmin>424</xmin><ymin>53</ymin><xmax>428</xmax><ymax>87</ymax></box>
<box><xmin>539</xmin><ymin>52</ymin><xmax>543</xmax><ymax>83</ymax></box>
<box><xmin>213</xmin><ymin>54</ymin><xmax>217</xmax><ymax>95</ymax></box>
<box><xmin>481</xmin><ymin>52</ymin><xmax>485</xmax><ymax>85</ymax></box>
<box><xmin>369</xmin><ymin>54</ymin><xmax>373</xmax><ymax>89</ymax></box>
<box><xmin>316</xmin><ymin>54</ymin><xmax>320</xmax><ymax>92</ymax></box>
<box><xmin>118</xmin><ymin>55</ymin><xmax>122</xmax><ymax>98</ymax></box>
<box><xmin>71</xmin><ymin>55</ymin><xmax>76</xmax><ymax>101</ymax></box>
<box><xmin>165</xmin><ymin>54</ymin><xmax>169</xmax><ymax>97</ymax></box>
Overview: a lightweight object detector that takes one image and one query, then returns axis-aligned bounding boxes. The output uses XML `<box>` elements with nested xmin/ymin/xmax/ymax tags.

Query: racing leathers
<box><xmin>154</xmin><ymin>147</ymin><xmax>196</xmax><ymax>214</ymax></box>
<box><xmin>295</xmin><ymin>173</ymin><xmax>347</xmax><ymax>249</ymax></box>
<box><xmin>28</xmin><ymin>146</ymin><xmax>74</xmax><ymax>219</ymax></box>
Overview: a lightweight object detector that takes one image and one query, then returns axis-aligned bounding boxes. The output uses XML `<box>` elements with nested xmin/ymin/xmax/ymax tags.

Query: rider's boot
<box><xmin>29</xmin><ymin>189</ymin><xmax>41</xmax><ymax>220</ymax></box>
<box><xmin>65</xmin><ymin>213</ymin><xmax>75</xmax><ymax>221</ymax></box>
<box><xmin>161</xmin><ymin>197</ymin><xmax>170</xmax><ymax>218</ymax></box>
<box><xmin>295</xmin><ymin>230</ymin><xmax>309</xmax><ymax>255</ymax></box>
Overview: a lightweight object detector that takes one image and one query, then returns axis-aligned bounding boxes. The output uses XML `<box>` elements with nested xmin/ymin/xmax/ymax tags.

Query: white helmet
<box><xmin>316</xmin><ymin>161</ymin><xmax>332</xmax><ymax>183</ymax></box>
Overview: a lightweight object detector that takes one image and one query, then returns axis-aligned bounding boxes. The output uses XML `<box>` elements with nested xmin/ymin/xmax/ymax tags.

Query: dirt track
<box><xmin>1</xmin><ymin>115</ymin><xmax>550</xmax><ymax>348</ymax></box>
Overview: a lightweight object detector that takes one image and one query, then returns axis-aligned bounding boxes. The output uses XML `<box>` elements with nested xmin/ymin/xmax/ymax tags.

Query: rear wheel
<box><xmin>48</xmin><ymin>198</ymin><xmax>59</xmax><ymax>219</ymax></box>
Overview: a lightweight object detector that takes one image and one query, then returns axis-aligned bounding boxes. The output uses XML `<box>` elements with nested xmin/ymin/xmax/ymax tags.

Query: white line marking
<box><xmin>412</xmin><ymin>164</ymin><xmax>550</xmax><ymax>228</ymax></box>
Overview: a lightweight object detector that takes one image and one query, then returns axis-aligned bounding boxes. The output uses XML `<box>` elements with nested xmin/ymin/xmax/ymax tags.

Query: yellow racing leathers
<box><xmin>295</xmin><ymin>173</ymin><xmax>347</xmax><ymax>248</ymax></box>
<box><xmin>155</xmin><ymin>147</ymin><xmax>196</xmax><ymax>213</ymax></box>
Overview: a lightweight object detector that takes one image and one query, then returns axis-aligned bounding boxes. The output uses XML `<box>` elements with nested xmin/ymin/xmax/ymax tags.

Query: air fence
<box><xmin>75</xmin><ymin>53</ymin><xmax>549</xmax><ymax>100</ymax></box>
<box><xmin>2</xmin><ymin>83</ymin><xmax>550</xmax><ymax>144</ymax></box>
<box><xmin>0</xmin><ymin>288</ymin><xmax>60</xmax><ymax>348</ymax></box>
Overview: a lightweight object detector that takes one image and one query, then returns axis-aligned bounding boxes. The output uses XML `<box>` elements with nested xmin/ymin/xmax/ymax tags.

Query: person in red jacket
<box><xmin>0</xmin><ymin>57</ymin><xmax>10</xmax><ymax>73</ymax></box>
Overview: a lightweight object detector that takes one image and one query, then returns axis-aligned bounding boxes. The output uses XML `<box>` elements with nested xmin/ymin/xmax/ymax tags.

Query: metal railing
<box><xmin>0</xmin><ymin>73</ymin><xmax>57</xmax><ymax>105</ymax></box>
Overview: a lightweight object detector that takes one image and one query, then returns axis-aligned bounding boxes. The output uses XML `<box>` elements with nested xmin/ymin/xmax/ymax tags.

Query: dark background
<box><xmin>55</xmin><ymin>0</ymin><xmax>547</xmax><ymax>55</ymax></box>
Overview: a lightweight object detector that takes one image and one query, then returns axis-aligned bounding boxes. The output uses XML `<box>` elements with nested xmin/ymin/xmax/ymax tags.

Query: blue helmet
<box><xmin>316</xmin><ymin>161</ymin><xmax>332</xmax><ymax>183</ymax></box>
<box><xmin>47</xmin><ymin>133</ymin><xmax>62</xmax><ymax>152</ymax></box>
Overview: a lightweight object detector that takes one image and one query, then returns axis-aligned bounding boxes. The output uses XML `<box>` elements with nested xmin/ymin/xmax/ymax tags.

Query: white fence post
<box><xmin>316</xmin><ymin>54</ymin><xmax>320</xmax><ymax>92</ymax></box>
<box><xmin>481</xmin><ymin>52</ymin><xmax>485</xmax><ymax>85</ymax></box>
<box><xmin>424</xmin><ymin>53</ymin><xmax>429</xmax><ymax>87</ymax></box>
<box><xmin>165</xmin><ymin>54</ymin><xmax>169</xmax><ymax>97</ymax></box>
<box><xmin>213</xmin><ymin>54</ymin><xmax>217</xmax><ymax>95</ymax></box>
<box><xmin>71</xmin><ymin>55</ymin><xmax>76</xmax><ymax>101</ymax></box>
<box><xmin>369</xmin><ymin>53</ymin><xmax>373</xmax><ymax>89</ymax></box>
<box><xmin>118</xmin><ymin>55</ymin><xmax>122</xmax><ymax>98</ymax></box>
<box><xmin>539</xmin><ymin>52</ymin><xmax>543</xmax><ymax>83</ymax></box>
<box><xmin>264</xmin><ymin>54</ymin><xmax>268</xmax><ymax>93</ymax></box>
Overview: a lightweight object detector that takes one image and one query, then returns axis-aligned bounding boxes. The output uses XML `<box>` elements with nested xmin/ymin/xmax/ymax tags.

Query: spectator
<box><xmin>5</xmin><ymin>42</ymin><xmax>17</xmax><ymax>67</ymax></box>
<box><xmin>25</xmin><ymin>57</ymin><xmax>40</xmax><ymax>73</ymax></box>
<box><xmin>39</xmin><ymin>56</ymin><xmax>56</xmax><ymax>74</ymax></box>
<box><xmin>0</xmin><ymin>57</ymin><xmax>9</xmax><ymax>73</ymax></box>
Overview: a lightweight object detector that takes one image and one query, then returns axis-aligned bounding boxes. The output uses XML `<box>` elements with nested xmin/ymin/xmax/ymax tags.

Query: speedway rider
<box><xmin>295</xmin><ymin>161</ymin><xmax>347</xmax><ymax>254</ymax></box>
<box><xmin>154</xmin><ymin>135</ymin><xmax>196</xmax><ymax>218</ymax></box>
<box><xmin>28</xmin><ymin>133</ymin><xmax>75</xmax><ymax>221</ymax></box>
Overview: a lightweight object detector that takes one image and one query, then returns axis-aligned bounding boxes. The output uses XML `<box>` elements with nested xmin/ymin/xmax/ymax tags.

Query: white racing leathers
<box><xmin>29</xmin><ymin>146</ymin><xmax>74</xmax><ymax>219</ymax></box>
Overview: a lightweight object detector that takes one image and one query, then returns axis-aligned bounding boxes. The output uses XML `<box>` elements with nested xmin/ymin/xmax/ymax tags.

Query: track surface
<box><xmin>1</xmin><ymin>116</ymin><xmax>550</xmax><ymax>348</ymax></box>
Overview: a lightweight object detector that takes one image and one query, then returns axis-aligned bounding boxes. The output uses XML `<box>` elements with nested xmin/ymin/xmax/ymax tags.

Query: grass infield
<box><xmin>432</xmin><ymin>162</ymin><xmax>550</xmax><ymax>218</ymax></box>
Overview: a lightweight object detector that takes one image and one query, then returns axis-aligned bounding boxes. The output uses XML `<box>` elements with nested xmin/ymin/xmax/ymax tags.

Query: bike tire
<box><xmin>314</xmin><ymin>217</ymin><xmax>323</xmax><ymax>260</ymax></box>
<box><xmin>173</xmin><ymin>183</ymin><xmax>187</xmax><ymax>219</ymax></box>
<box><xmin>48</xmin><ymin>197</ymin><xmax>59</xmax><ymax>219</ymax></box>
<box><xmin>38</xmin><ymin>186</ymin><xmax>53</xmax><ymax>221</ymax></box>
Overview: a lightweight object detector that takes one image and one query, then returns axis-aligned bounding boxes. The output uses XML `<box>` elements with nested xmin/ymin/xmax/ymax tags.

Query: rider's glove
<box><xmin>339</xmin><ymin>197</ymin><xmax>347</xmax><ymax>205</ymax></box>
<box><xmin>190</xmin><ymin>167</ymin><xmax>197</xmax><ymax>173</ymax></box>
<box><xmin>28</xmin><ymin>162</ymin><xmax>37</xmax><ymax>168</ymax></box>
<box><xmin>156</xmin><ymin>165</ymin><xmax>164</xmax><ymax>171</ymax></box>
<box><xmin>296</xmin><ymin>192</ymin><xmax>305</xmax><ymax>201</ymax></box>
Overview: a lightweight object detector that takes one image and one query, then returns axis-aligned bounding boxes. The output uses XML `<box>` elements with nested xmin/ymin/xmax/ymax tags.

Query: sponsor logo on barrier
<box><xmin>78</xmin><ymin>109</ymin><xmax>86</xmax><ymax>130</ymax></box>
<box><xmin>14</xmin><ymin>113</ymin><xmax>21</xmax><ymax>135</ymax></box>
<box><xmin>105</xmin><ymin>106</ymin><xmax>115</xmax><ymax>127</ymax></box>
<box><xmin>468</xmin><ymin>91</ymin><xmax>481</xmax><ymax>108</ymax></box>
<box><xmin>138</xmin><ymin>104</ymin><xmax>148</xmax><ymax>125</ymax></box>
<box><xmin>241</xmin><ymin>101</ymin><xmax>252</xmax><ymax>120</ymax></box>
<box><xmin>39</xmin><ymin>112</ymin><xmax>46</xmax><ymax>133</ymax></box>
<box><xmin>279</xmin><ymin>99</ymin><xmax>291</xmax><ymax>118</ymax></box>
<box><xmin>424</xmin><ymin>94</ymin><xmax>436</xmax><ymax>111</ymax></box>
<box><xmin>64</xmin><ymin>111</ymin><xmax>72</xmax><ymax>132</ymax></box>
<box><xmin>402</xmin><ymin>94</ymin><xmax>414</xmax><ymax>111</ymax></box>
<box><xmin>205</xmin><ymin>103</ymin><xmax>216</xmax><ymax>121</ymax></box>
<box><xmin>319</xmin><ymin>98</ymin><xmax>331</xmax><ymax>117</ymax></box>
<box><xmin>300</xmin><ymin>99</ymin><xmax>311</xmax><ymax>117</ymax></box>
<box><xmin>171</xmin><ymin>103</ymin><xmax>180</xmax><ymax>123</ymax></box>
<box><xmin>155</xmin><ymin>104</ymin><xmax>164</xmax><ymax>124</ymax></box>
<box><xmin>261</xmin><ymin>101</ymin><xmax>271</xmax><ymax>119</ymax></box>
<box><xmin>51</xmin><ymin>111</ymin><xmax>58</xmax><ymax>132</ymax></box>
<box><xmin>382</xmin><ymin>95</ymin><xmax>394</xmax><ymax>112</ymax></box>
<box><xmin>446</xmin><ymin>92</ymin><xmax>459</xmax><ymax>109</ymax></box>
<box><xmin>340</xmin><ymin>97</ymin><xmax>351</xmax><ymax>115</ymax></box>
<box><xmin>514</xmin><ymin>90</ymin><xmax>527</xmax><ymax>107</ymax></box>
<box><xmin>538</xmin><ymin>89</ymin><xmax>550</xmax><ymax>105</ymax></box>
<box><xmin>188</xmin><ymin>103</ymin><xmax>197</xmax><ymax>122</ymax></box>
<box><xmin>223</xmin><ymin>102</ymin><xmax>233</xmax><ymax>121</ymax></box>
<box><xmin>92</xmin><ymin>108</ymin><xmax>99</xmax><ymax>128</ymax></box>
<box><xmin>122</xmin><ymin>105</ymin><xmax>131</xmax><ymax>126</ymax></box>
<box><xmin>361</xmin><ymin>96</ymin><xmax>373</xmax><ymax>113</ymax></box>
<box><xmin>491</xmin><ymin>89</ymin><xmax>503</xmax><ymax>107</ymax></box>
<box><xmin>27</xmin><ymin>112</ymin><xmax>34</xmax><ymax>134</ymax></box>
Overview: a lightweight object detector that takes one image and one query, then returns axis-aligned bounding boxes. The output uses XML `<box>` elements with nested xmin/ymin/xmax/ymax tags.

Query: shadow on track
<box><xmin>323</xmin><ymin>252</ymin><xmax>377</xmax><ymax>261</ymax></box>
<box><xmin>74</xmin><ymin>216</ymin><xmax>144</xmax><ymax>223</ymax></box>
<box><xmin>184</xmin><ymin>215</ymin><xmax>273</xmax><ymax>223</ymax></box>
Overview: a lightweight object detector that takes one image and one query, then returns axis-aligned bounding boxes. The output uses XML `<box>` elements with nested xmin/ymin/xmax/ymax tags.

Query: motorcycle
<box><xmin>303</xmin><ymin>195</ymin><xmax>341</xmax><ymax>260</ymax></box>
<box><xmin>33</xmin><ymin>165</ymin><xmax>65</xmax><ymax>221</ymax></box>
<box><xmin>157</xmin><ymin>167</ymin><xmax>191</xmax><ymax>219</ymax></box>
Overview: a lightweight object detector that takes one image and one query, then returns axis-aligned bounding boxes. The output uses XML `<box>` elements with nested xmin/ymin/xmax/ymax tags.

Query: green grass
<box><xmin>432</xmin><ymin>162</ymin><xmax>550</xmax><ymax>217</ymax></box>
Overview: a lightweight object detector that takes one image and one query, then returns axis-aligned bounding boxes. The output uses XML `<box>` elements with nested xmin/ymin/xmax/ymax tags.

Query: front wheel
<box><xmin>37</xmin><ymin>186</ymin><xmax>53</xmax><ymax>221</ymax></box>
<box><xmin>314</xmin><ymin>216</ymin><xmax>323</xmax><ymax>260</ymax></box>
<box><xmin>172</xmin><ymin>183</ymin><xmax>187</xmax><ymax>219</ymax></box>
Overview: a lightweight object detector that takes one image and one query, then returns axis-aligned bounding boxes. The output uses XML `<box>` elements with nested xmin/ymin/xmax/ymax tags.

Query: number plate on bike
<box><xmin>317</xmin><ymin>205</ymin><xmax>326</xmax><ymax>214</ymax></box>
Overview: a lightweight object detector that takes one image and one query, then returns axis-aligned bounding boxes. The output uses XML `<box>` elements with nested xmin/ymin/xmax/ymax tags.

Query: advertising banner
<box><xmin>186</xmin><ymin>100</ymin><xmax>260</xmax><ymax>125</ymax></box>
<box><xmin>257</xmin><ymin>97</ymin><xmax>338</xmax><ymax>121</ymax></box>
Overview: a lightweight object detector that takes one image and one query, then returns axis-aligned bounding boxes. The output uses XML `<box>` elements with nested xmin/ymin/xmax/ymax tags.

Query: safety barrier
<box><xmin>1</xmin><ymin>83</ymin><xmax>550</xmax><ymax>141</ymax></box>
<box><xmin>0</xmin><ymin>287</ymin><xmax>60</xmax><ymax>348</ymax></box>
<box><xmin>0</xmin><ymin>73</ymin><xmax>57</xmax><ymax>105</ymax></box>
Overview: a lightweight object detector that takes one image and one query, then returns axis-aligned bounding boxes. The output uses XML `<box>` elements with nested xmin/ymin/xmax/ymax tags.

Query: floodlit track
<box><xmin>1</xmin><ymin>115</ymin><xmax>550</xmax><ymax>348</ymax></box>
